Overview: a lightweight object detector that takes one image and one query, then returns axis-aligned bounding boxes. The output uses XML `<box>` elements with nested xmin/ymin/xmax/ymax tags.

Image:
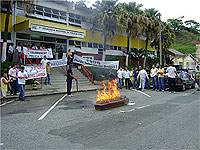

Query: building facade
<box><xmin>1</xmin><ymin>0</ymin><xmax>156</xmax><ymax>63</ymax></box>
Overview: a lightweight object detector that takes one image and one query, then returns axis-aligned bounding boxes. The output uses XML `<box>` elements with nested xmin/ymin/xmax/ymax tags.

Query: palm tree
<box><xmin>89</xmin><ymin>0</ymin><xmax>118</xmax><ymax>61</ymax></box>
<box><xmin>1</xmin><ymin>0</ymin><xmax>34</xmax><ymax>61</ymax></box>
<box><xmin>142</xmin><ymin>8</ymin><xmax>160</xmax><ymax>67</ymax></box>
<box><xmin>116</xmin><ymin>2</ymin><xmax>143</xmax><ymax>65</ymax></box>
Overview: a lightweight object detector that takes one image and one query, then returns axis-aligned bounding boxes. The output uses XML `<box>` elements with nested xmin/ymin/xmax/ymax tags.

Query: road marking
<box><xmin>119</xmin><ymin>105</ymin><xmax>150</xmax><ymax>113</ymax></box>
<box><xmin>38</xmin><ymin>94</ymin><xmax>67</xmax><ymax>121</ymax></box>
<box><xmin>132</xmin><ymin>89</ymin><xmax>151</xmax><ymax>97</ymax></box>
<box><xmin>0</xmin><ymin>100</ymin><xmax>15</xmax><ymax>107</ymax></box>
<box><xmin>183</xmin><ymin>89</ymin><xmax>198</xmax><ymax>96</ymax></box>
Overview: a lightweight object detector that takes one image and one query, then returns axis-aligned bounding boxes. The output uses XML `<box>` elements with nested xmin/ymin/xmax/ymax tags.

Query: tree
<box><xmin>184</xmin><ymin>20</ymin><xmax>200</xmax><ymax>34</ymax></box>
<box><xmin>116</xmin><ymin>2</ymin><xmax>144</xmax><ymax>65</ymax></box>
<box><xmin>1</xmin><ymin>0</ymin><xmax>34</xmax><ymax>62</ymax></box>
<box><xmin>89</xmin><ymin>0</ymin><xmax>118</xmax><ymax>60</ymax></box>
<box><xmin>167</xmin><ymin>18</ymin><xmax>185</xmax><ymax>32</ymax></box>
<box><xmin>142</xmin><ymin>8</ymin><xmax>160</xmax><ymax>67</ymax></box>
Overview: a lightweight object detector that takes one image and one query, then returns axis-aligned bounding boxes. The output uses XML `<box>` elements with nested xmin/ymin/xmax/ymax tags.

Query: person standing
<box><xmin>18</xmin><ymin>66</ymin><xmax>28</xmax><ymax>101</ymax></box>
<box><xmin>123</xmin><ymin>67</ymin><xmax>131</xmax><ymax>89</ymax></box>
<box><xmin>15</xmin><ymin>65</ymin><xmax>20</xmax><ymax>93</ymax></box>
<box><xmin>67</xmin><ymin>65</ymin><xmax>74</xmax><ymax>96</ymax></box>
<box><xmin>132</xmin><ymin>67</ymin><xmax>139</xmax><ymax>89</ymax></box>
<box><xmin>145</xmin><ymin>67</ymin><xmax>151</xmax><ymax>89</ymax></box>
<box><xmin>137</xmin><ymin>68</ymin><xmax>149</xmax><ymax>91</ymax></box>
<box><xmin>150</xmin><ymin>65</ymin><xmax>158</xmax><ymax>91</ymax></box>
<box><xmin>40</xmin><ymin>55</ymin><xmax>49</xmax><ymax>66</ymax></box>
<box><xmin>117</xmin><ymin>67</ymin><xmax>123</xmax><ymax>89</ymax></box>
<box><xmin>157</xmin><ymin>65</ymin><xmax>165</xmax><ymax>91</ymax></box>
<box><xmin>45</xmin><ymin>62</ymin><xmax>52</xmax><ymax>85</ymax></box>
<box><xmin>166</xmin><ymin>64</ymin><xmax>177</xmax><ymax>93</ymax></box>
<box><xmin>58</xmin><ymin>45</ymin><xmax>63</xmax><ymax>59</ymax></box>
<box><xmin>16</xmin><ymin>42</ymin><xmax>22</xmax><ymax>64</ymax></box>
<box><xmin>1</xmin><ymin>72</ymin><xmax>9</xmax><ymax>104</ymax></box>
<box><xmin>8</xmin><ymin>65</ymin><xmax>17</xmax><ymax>96</ymax></box>
<box><xmin>8</xmin><ymin>43</ymin><xmax>14</xmax><ymax>62</ymax></box>
<box><xmin>195</xmin><ymin>66</ymin><xmax>200</xmax><ymax>91</ymax></box>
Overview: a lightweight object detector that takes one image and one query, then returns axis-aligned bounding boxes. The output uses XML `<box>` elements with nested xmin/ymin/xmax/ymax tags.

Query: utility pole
<box><xmin>159</xmin><ymin>14</ymin><xmax>162</xmax><ymax>66</ymax></box>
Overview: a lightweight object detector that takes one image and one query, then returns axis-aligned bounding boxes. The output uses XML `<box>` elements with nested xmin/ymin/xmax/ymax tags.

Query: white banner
<box><xmin>49</xmin><ymin>58</ymin><xmax>68</xmax><ymax>67</ymax></box>
<box><xmin>31</xmin><ymin>24</ymin><xmax>85</xmax><ymax>38</ymax></box>
<box><xmin>73</xmin><ymin>55</ymin><xmax>119</xmax><ymax>70</ymax></box>
<box><xmin>23</xmin><ymin>47</ymin><xmax>53</xmax><ymax>58</ymax></box>
<box><xmin>25</xmin><ymin>66</ymin><xmax>46</xmax><ymax>79</ymax></box>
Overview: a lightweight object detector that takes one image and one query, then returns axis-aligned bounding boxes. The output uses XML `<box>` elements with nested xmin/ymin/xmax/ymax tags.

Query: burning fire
<box><xmin>97</xmin><ymin>79</ymin><xmax>120</xmax><ymax>102</ymax></box>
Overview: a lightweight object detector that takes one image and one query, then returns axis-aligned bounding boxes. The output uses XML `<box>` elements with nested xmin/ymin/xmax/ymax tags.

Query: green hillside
<box><xmin>170</xmin><ymin>31</ymin><xmax>200</xmax><ymax>55</ymax></box>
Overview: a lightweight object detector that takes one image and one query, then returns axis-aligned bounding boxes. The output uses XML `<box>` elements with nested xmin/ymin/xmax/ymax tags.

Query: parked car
<box><xmin>164</xmin><ymin>71</ymin><xmax>195</xmax><ymax>91</ymax></box>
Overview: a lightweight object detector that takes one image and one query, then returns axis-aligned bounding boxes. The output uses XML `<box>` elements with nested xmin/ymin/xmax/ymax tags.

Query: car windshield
<box><xmin>178</xmin><ymin>72</ymin><xmax>187</xmax><ymax>78</ymax></box>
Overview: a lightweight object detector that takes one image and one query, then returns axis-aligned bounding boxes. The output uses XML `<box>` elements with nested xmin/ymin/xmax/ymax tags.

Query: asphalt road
<box><xmin>1</xmin><ymin>89</ymin><xmax>199</xmax><ymax>150</ymax></box>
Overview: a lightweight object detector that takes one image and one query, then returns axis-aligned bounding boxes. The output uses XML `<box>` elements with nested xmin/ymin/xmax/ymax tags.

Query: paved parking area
<box><xmin>1</xmin><ymin>89</ymin><xmax>199</xmax><ymax>149</ymax></box>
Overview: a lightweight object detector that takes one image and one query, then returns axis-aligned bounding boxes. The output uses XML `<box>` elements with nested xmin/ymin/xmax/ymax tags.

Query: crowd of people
<box><xmin>1</xmin><ymin>65</ymin><xmax>28</xmax><ymax>104</ymax></box>
<box><xmin>116</xmin><ymin>64</ymin><xmax>200</xmax><ymax>92</ymax></box>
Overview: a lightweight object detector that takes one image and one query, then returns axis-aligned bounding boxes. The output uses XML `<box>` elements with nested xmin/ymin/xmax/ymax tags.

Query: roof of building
<box><xmin>168</xmin><ymin>48</ymin><xmax>184</xmax><ymax>57</ymax></box>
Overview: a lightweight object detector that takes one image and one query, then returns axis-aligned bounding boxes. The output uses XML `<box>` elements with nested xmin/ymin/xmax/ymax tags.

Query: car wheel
<box><xmin>182</xmin><ymin>84</ymin><xmax>186</xmax><ymax>91</ymax></box>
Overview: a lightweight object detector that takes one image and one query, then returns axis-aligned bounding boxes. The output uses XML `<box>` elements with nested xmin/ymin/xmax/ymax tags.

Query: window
<box><xmin>82</xmin><ymin>16</ymin><xmax>87</xmax><ymax>22</ymax></box>
<box><xmin>44</xmin><ymin>7</ymin><xmax>51</xmax><ymax>13</ymax></box>
<box><xmin>52</xmin><ymin>9</ymin><xmax>59</xmax><ymax>15</ymax></box>
<box><xmin>69</xmin><ymin>13</ymin><xmax>81</xmax><ymax>25</ymax></box>
<box><xmin>52</xmin><ymin>14</ymin><xmax>59</xmax><ymax>19</ymax></box>
<box><xmin>82</xmin><ymin>42</ymin><xmax>87</xmax><ymax>47</ymax></box>
<box><xmin>110</xmin><ymin>45</ymin><xmax>114</xmax><ymax>50</ymax></box>
<box><xmin>75</xmin><ymin>41</ymin><xmax>81</xmax><ymax>46</ymax></box>
<box><xmin>106</xmin><ymin>45</ymin><xmax>110</xmax><ymax>50</ymax></box>
<box><xmin>99</xmin><ymin>44</ymin><xmax>103</xmax><ymax>48</ymax></box>
<box><xmin>93</xmin><ymin>43</ymin><xmax>98</xmax><ymax>48</ymax></box>
<box><xmin>114</xmin><ymin>46</ymin><xmax>117</xmax><ymax>50</ymax></box>
<box><xmin>16</xmin><ymin>33</ymin><xmax>30</xmax><ymax>40</ymax></box>
<box><xmin>31</xmin><ymin>34</ymin><xmax>43</xmax><ymax>41</ymax></box>
<box><xmin>88</xmin><ymin>42</ymin><xmax>93</xmax><ymax>48</ymax></box>
<box><xmin>60</xmin><ymin>11</ymin><xmax>66</xmax><ymax>16</ymax></box>
<box><xmin>1</xmin><ymin>32</ymin><xmax>11</xmax><ymax>40</ymax></box>
<box><xmin>44</xmin><ymin>36</ymin><xmax>55</xmax><ymax>42</ymax></box>
<box><xmin>98</xmin><ymin>49</ymin><xmax>103</xmax><ymax>54</ymax></box>
<box><xmin>118</xmin><ymin>46</ymin><xmax>122</xmax><ymax>50</ymax></box>
<box><xmin>57</xmin><ymin>38</ymin><xmax>66</xmax><ymax>43</ymax></box>
<box><xmin>36</xmin><ymin>5</ymin><xmax>43</xmax><ymax>11</ymax></box>
<box><xmin>69</xmin><ymin>40</ymin><xmax>75</xmax><ymax>46</ymax></box>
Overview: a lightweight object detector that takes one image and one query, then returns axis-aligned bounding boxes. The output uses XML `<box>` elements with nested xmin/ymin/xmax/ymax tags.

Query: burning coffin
<box><xmin>95</xmin><ymin>79</ymin><xmax>129</xmax><ymax>110</ymax></box>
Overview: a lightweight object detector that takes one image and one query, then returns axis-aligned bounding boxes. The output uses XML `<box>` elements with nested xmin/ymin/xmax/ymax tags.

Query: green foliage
<box><xmin>105</xmin><ymin>55</ymin><xmax>125</xmax><ymax>61</ymax></box>
<box><xmin>1</xmin><ymin>61</ymin><xmax>20</xmax><ymax>73</ymax></box>
<box><xmin>170</xmin><ymin>44</ymin><xmax>196</xmax><ymax>55</ymax></box>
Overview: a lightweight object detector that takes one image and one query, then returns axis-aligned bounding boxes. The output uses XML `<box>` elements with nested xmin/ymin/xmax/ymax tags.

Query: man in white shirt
<box><xmin>16</xmin><ymin>43</ymin><xmax>22</xmax><ymax>63</ymax></box>
<box><xmin>18</xmin><ymin>66</ymin><xmax>28</xmax><ymax>101</ymax></box>
<box><xmin>8</xmin><ymin>65</ymin><xmax>17</xmax><ymax>96</ymax></box>
<box><xmin>150</xmin><ymin>65</ymin><xmax>158</xmax><ymax>91</ymax></box>
<box><xmin>166</xmin><ymin>64</ymin><xmax>177</xmax><ymax>93</ymax></box>
<box><xmin>137</xmin><ymin>68</ymin><xmax>149</xmax><ymax>91</ymax></box>
<box><xmin>117</xmin><ymin>67</ymin><xmax>123</xmax><ymax>89</ymax></box>
<box><xmin>8</xmin><ymin>43</ymin><xmax>14</xmax><ymax>61</ymax></box>
<box><xmin>123</xmin><ymin>67</ymin><xmax>131</xmax><ymax>89</ymax></box>
<box><xmin>40</xmin><ymin>55</ymin><xmax>49</xmax><ymax>66</ymax></box>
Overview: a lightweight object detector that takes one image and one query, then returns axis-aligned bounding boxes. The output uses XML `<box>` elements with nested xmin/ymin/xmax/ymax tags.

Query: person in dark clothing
<box><xmin>58</xmin><ymin>45</ymin><xmax>63</xmax><ymax>59</ymax></box>
<box><xmin>132</xmin><ymin>67</ymin><xmax>139</xmax><ymax>88</ymax></box>
<box><xmin>67</xmin><ymin>65</ymin><xmax>74</xmax><ymax>96</ymax></box>
<box><xmin>145</xmin><ymin>67</ymin><xmax>151</xmax><ymax>89</ymax></box>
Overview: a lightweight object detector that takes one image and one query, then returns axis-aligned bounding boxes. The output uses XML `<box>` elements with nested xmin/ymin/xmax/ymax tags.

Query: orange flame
<box><xmin>97</xmin><ymin>79</ymin><xmax>120</xmax><ymax>102</ymax></box>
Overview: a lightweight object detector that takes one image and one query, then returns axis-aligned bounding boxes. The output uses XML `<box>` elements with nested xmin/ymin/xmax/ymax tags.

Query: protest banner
<box><xmin>49</xmin><ymin>58</ymin><xmax>68</xmax><ymax>67</ymax></box>
<box><xmin>23</xmin><ymin>47</ymin><xmax>53</xmax><ymax>58</ymax></box>
<box><xmin>25</xmin><ymin>66</ymin><xmax>46</xmax><ymax>79</ymax></box>
<box><xmin>73</xmin><ymin>55</ymin><xmax>119</xmax><ymax>70</ymax></box>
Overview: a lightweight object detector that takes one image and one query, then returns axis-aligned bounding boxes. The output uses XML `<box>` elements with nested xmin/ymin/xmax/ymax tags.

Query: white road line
<box><xmin>0</xmin><ymin>100</ymin><xmax>15</xmax><ymax>107</ymax></box>
<box><xmin>38</xmin><ymin>94</ymin><xmax>67</xmax><ymax>121</ymax></box>
<box><xmin>132</xmin><ymin>89</ymin><xmax>151</xmax><ymax>97</ymax></box>
<box><xmin>183</xmin><ymin>89</ymin><xmax>198</xmax><ymax>96</ymax></box>
<box><xmin>119</xmin><ymin>105</ymin><xmax>150</xmax><ymax>113</ymax></box>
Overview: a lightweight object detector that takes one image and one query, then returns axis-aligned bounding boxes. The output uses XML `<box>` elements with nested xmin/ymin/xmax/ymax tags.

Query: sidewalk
<box><xmin>5</xmin><ymin>84</ymin><xmax>103</xmax><ymax>100</ymax></box>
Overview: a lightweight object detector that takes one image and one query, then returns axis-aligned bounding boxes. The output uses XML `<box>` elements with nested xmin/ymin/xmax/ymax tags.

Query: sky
<box><xmin>69</xmin><ymin>0</ymin><xmax>200</xmax><ymax>22</ymax></box>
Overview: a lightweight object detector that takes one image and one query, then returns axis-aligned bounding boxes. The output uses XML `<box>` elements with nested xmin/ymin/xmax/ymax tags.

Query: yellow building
<box><xmin>1</xmin><ymin>1</ymin><xmax>155</xmax><ymax>62</ymax></box>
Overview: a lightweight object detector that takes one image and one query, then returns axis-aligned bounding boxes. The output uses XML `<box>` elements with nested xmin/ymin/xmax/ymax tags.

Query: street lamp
<box><xmin>159</xmin><ymin>15</ymin><xmax>184</xmax><ymax>65</ymax></box>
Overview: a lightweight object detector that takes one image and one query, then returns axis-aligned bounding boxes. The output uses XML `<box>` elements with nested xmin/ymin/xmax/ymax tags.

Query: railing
<box><xmin>81</xmin><ymin>64</ymin><xmax>94</xmax><ymax>84</ymax></box>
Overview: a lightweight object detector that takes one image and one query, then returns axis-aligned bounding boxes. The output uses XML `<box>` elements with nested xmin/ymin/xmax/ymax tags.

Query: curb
<box><xmin>6</xmin><ymin>87</ymin><xmax>103</xmax><ymax>100</ymax></box>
